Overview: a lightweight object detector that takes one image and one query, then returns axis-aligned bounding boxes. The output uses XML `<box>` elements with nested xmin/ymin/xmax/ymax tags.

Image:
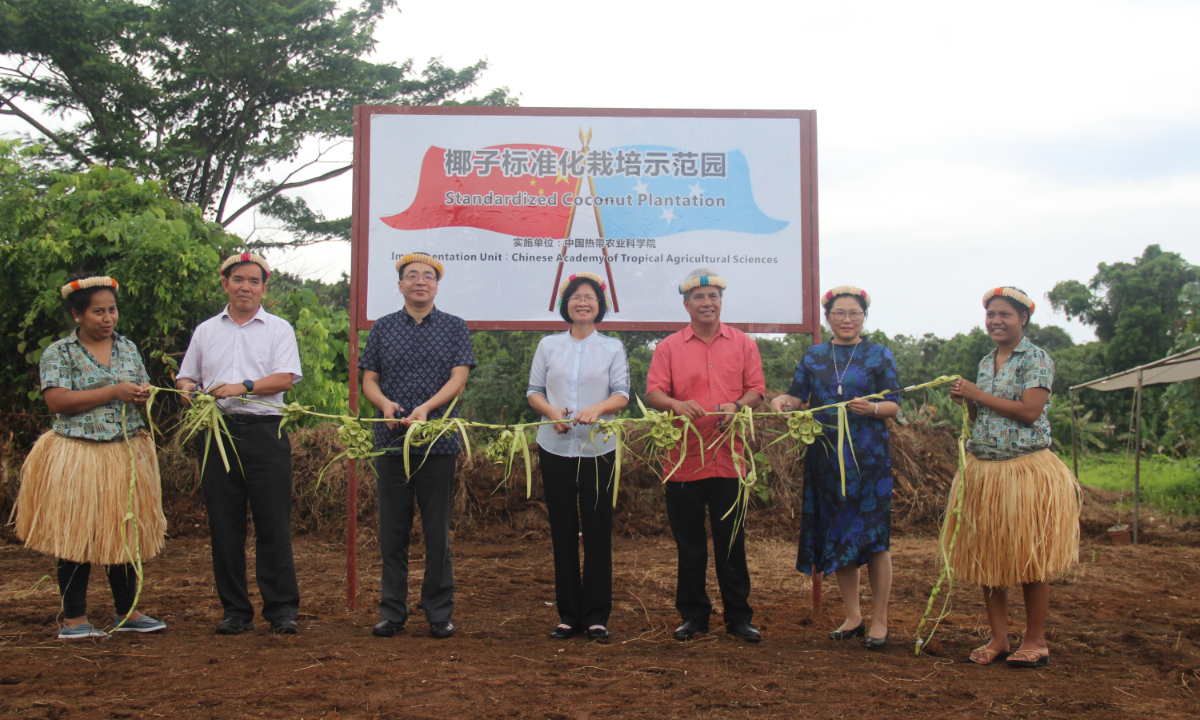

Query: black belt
<box><xmin>221</xmin><ymin>413</ymin><xmax>282</xmax><ymax>425</ymax></box>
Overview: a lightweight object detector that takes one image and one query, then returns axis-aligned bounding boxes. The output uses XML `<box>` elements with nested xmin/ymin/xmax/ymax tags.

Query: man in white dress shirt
<box><xmin>177</xmin><ymin>253</ymin><xmax>304</xmax><ymax>636</ymax></box>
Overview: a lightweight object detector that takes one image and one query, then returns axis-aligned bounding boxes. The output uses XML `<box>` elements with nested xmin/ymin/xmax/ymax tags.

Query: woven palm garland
<box><xmin>62</xmin><ymin>372</ymin><xmax>973</xmax><ymax>643</ymax></box>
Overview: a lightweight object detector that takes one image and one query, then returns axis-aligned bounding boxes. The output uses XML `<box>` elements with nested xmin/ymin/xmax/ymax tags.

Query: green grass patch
<box><xmin>1062</xmin><ymin>451</ymin><xmax>1200</xmax><ymax>517</ymax></box>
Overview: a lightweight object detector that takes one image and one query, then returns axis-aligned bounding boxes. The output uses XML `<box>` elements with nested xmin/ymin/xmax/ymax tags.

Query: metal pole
<box><xmin>1133</xmin><ymin>370</ymin><xmax>1142</xmax><ymax>544</ymax></box>
<box><xmin>347</xmin><ymin>106</ymin><xmax>365</xmax><ymax>611</ymax></box>
<box><xmin>1070</xmin><ymin>389</ymin><xmax>1079</xmax><ymax>479</ymax></box>
<box><xmin>347</xmin><ymin>331</ymin><xmax>360</xmax><ymax>609</ymax></box>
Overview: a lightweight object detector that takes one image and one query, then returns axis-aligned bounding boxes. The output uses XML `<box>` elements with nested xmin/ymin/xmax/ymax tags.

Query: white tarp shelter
<box><xmin>1070</xmin><ymin>346</ymin><xmax>1200</xmax><ymax>542</ymax></box>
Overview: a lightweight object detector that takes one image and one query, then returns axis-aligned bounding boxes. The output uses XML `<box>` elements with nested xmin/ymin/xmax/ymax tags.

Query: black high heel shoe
<box><xmin>829</xmin><ymin>621</ymin><xmax>865</xmax><ymax>641</ymax></box>
<box><xmin>864</xmin><ymin>630</ymin><xmax>889</xmax><ymax>650</ymax></box>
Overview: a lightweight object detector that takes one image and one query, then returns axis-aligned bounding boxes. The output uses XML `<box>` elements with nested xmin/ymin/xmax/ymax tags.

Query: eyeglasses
<box><xmin>402</xmin><ymin>272</ymin><xmax>438</xmax><ymax>283</ymax></box>
<box><xmin>568</xmin><ymin>294</ymin><xmax>598</xmax><ymax>304</ymax></box>
<box><xmin>829</xmin><ymin>310</ymin><xmax>864</xmax><ymax>321</ymax></box>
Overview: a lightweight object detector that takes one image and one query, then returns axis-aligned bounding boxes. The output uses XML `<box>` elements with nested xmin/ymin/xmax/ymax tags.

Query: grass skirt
<box><xmin>15</xmin><ymin>431</ymin><xmax>166</xmax><ymax>565</ymax></box>
<box><xmin>940</xmin><ymin>449</ymin><xmax>1080</xmax><ymax>587</ymax></box>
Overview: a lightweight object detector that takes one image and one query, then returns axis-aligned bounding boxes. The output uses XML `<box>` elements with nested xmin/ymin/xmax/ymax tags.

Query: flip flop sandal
<box><xmin>969</xmin><ymin>646</ymin><xmax>1012</xmax><ymax>665</ymax></box>
<box><xmin>1005</xmin><ymin>650</ymin><xmax>1050</xmax><ymax>668</ymax></box>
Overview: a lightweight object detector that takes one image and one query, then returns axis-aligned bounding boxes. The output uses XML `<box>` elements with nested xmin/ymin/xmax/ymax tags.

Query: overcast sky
<box><xmin>5</xmin><ymin>0</ymin><xmax>1197</xmax><ymax>342</ymax></box>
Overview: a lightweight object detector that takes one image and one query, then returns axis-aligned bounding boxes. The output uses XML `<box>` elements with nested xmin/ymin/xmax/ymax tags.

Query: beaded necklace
<box><xmin>831</xmin><ymin>340</ymin><xmax>861</xmax><ymax>397</ymax></box>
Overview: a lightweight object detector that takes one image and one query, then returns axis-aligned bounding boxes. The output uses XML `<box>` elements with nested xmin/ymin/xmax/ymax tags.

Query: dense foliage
<box><xmin>0</xmin><ymin>140</ymin><xmax>239</xmax><ymax>410</ymax></box>
<box><xmin>1</xmin><ymin>141</ymin><xmax>1195</xmax><ymax>459</ymax></box>
<box><xmin>1163</xmin><ymin>281</ymin><xmax>1200</xmax><ymax>445</ymax></box>
<box><xmin>0</xmin><ymin>0</ymin><xmax>515</xmax><ymax>243</ymax></box>
<box><xmin>1049</xmin><ymin>245</ymin><xmax>1198</xmax><ymax>372</ymax></box>
<box><xmin>1048</xmin><ymin>245</ymin><xmax>1198</xmax><ymax>454</ymax></box>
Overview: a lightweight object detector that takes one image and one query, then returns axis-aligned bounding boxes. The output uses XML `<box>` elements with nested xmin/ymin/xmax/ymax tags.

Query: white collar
<box><xmin>219</xmin><ymin>304</ymin><xmax>268</xmax><ymax>325</ymax></box>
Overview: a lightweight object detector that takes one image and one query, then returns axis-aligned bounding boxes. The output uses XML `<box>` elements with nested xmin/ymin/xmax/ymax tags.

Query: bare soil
<box><xmin>2</xmin><ymin>525</ymin><xmax>1199</xmax><ymax>719</ymax></box>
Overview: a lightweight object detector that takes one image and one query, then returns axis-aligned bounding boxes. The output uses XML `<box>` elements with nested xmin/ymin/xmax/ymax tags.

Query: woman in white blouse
<box><xmin>527</xmin><ymin>272</ymin><xmax>630</xmax><ymax>641</ymax></box>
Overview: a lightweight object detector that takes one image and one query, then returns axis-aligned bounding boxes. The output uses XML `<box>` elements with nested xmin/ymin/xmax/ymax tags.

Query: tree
<box><xmin>462</xmin><ymin>331</ymin><xmax>549</xmax><ymax>425</ymax></box>
<box><xmin>0</xmin><ymin>139</ymin><xmax>386</xmax><ymax>429</ymax></box>
<box><xmin>0</xmin><ymin>0</ymin><xmax>516</xmax><ymax>244</ymax></box>
<box><xmin>1048</xmin><ymin>246</ymin><xmax>1198</xmax><ymax>455</ymax></box>
<box><xmin>0</xmin><ymin>139</ymin><xmax>240</xmax><ymax>406</ymax></box>
<box><xmin>1025</xmin><ymin>323</ymin><xmax>1074</xmax><ymax>354</ymax></box>
<box><xmin>757</xmin><ymin>334</ymin><xmax>813</xmax><ymax>392</ymax></box>
<box><xmin>266</xmin><ymin>281</ymin><xmax>351</xmax><ymax>422</ymax></box>
<box><xmin>1162</xmin><ymin>281</ymin><xmax>1200</xmax><ymax>452</ymax></box>
<box><xmin>1048</xmin><ymin>245</ymin><xmax>1198</xmax><ymax>373</ymax></box>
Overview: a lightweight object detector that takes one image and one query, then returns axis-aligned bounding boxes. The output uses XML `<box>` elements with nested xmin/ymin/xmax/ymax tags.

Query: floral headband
<box><xmin>823</xmin><ymin>285</ymin><xmax>871</xmax><ymax>308</ymax></box>
<box><xmin>983</xmin><ymin>286</ymin><xmax>1035</xmax><ymax>314</ymax></box>
<box><xmin>60</xmin><ymin>276</ymin><xmax>118</xmax><ymax>299</ymax></box>
<box><xmin>558</xmin><ymin>272</ymin><xmax>608</xmax><ymax>307</ymax></box>
<box><xmin>679</xmin><ymin>275</ymin><xmax>727</xmax><ymax>294</ymax></box>
<box><xmin>395</xmin><ymin>252</ymin><xmax>444</xmax><ymax>279</ymax></box>
<box><xmin>220</xmin><ymin>252</ymin><xmax>271</xmax><ymax>279</ymax></box>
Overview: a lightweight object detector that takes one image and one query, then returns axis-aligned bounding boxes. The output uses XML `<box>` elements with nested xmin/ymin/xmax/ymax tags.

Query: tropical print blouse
<box><xmin>968</xmin><ymin>336</ymin><xmax>1054</xmax><ymax>461</ymax></box>
<box><xmin>40</xmin><ymin>331</ymin><xmax>149</xmax><ymax>441</ymax></box>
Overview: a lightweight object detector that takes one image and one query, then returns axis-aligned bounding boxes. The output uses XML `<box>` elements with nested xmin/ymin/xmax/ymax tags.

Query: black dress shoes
<box><xmin>585</xmin><ymin>626</ymin><xmax>609</xmax><ymax>641</ymax></box>
<box><xmin>864</xmin><ymin>630</ymin><xmax>889</xmax><ymax>650</ymax></box>
<box><xmin>430</xmin><ymin>621</ymin><xmax>455</xmax><ymax>639</ymax></box>
<box><xmin>673</xmin><ymin>620</ymin><xmax>707</xmax><ymax>641</ymax></box>
<box><xmin>215</xmin><ymin>617</ymin><xmax>255</xmax><ymax>635</ymax></box>
<box><xmin>271</xmin><ymin>617</ymin><xmax>299</xmax><ymax>635</ymax></box>
<box><xmin>726</xmin><ymin>621</ymin><xmax>762</xmax><ymax>643</ymax></box>
<box><xmin>372</xmin><ymin>619</ymin><xmax>406</xmax><ymax>638</ymax></box>
<box><xmin>549</xmin><ymin>625</ymin><xmax>578</xmax><ymax>640</ymax></box>
<box><xmin>829</xmin><ymin>621</ymin><xmax>866</xmax><ymax>641</ymax></box>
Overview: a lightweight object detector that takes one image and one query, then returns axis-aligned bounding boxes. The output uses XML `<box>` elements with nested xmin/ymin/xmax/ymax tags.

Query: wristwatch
<box><xmin>732</xmin><ymin>401</ymin><xmax>743</xmax><ymax>412</ymax></box>
<box><xmin>242</xmin><ymin>379</ymin><xmax>255</xmax><ymax>395</ymax></box>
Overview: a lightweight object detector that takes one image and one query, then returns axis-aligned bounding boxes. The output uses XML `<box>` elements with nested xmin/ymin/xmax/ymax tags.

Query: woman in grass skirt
<box><xmin>947</xmin><ymin>287</ymin><xmax>1080</xmax><ymax>668</ymax></box>
<box><xmin>15</xmin><ymin>275</ymin><xmax>167</xmax><ymax>639</ymax></box>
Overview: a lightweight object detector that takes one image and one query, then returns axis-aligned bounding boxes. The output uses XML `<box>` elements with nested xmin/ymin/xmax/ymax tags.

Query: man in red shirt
<box><xmin>645</xmin><ymin>268</ymin><xmax>765</xmax><ymax>643</ymax></box>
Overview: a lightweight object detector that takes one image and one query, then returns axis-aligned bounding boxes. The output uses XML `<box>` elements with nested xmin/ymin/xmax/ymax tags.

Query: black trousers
<box><xmin>57</xmin><ymin>560</ymin><xmax>138</xmax><ymax>619</ymax></box>
<box><xmin>375</xmin><ymin>453</ymin><xmax>457</xmax><ymax>624</ymax></box>
<box><xmin>539</xmin><ymin>448</ymin><xmax>614</xmax><ymax>629</ymax></box>
<box><xmin>665</xmin><ymin>477</ymin><xmax>753</xmax><ymax>627</ymax></box>
<box><xmin>200</xmin><ymin>418</ymin><xmax>299</xmax><ymax>623</ymax></box>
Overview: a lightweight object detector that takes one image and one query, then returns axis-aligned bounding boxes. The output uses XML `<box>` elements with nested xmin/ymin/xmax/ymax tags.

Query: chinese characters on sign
<box><xmin>444</xmin><ymin>148</ymin><xmax>728</xmax><ymax>179</ymax></box>
<box><xmin>511</xmin><ymin>237</ymin><xmax>658</xmax><ymax>248</ymax></box>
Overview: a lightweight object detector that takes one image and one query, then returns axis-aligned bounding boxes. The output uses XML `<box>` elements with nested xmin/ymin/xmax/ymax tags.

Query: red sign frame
<box><xmin>349</xmin><ymin>105</ymin><xmax>820</xmax><ymax>334</ymax></box>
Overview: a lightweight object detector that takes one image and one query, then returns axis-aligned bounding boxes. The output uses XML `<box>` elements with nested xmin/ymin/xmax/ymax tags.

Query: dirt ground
<box><xmin>2</xmin><ymin>526</ymin><xmax>1199</xmax><ymax>719</ymax></box>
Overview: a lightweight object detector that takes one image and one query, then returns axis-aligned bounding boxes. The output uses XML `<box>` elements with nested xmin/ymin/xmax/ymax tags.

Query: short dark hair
<box><xmin>221</xmin><ymin>261</ymin><xmax>267</xmax><ymax>282</ymax></box>
<box><xmin>823</xmin><ymin>293</ymin><xmax>868</xmax><ymax>315</ymax></box>
<box><xmin>986</xmin><ymin>295</ymin><xmax>1031</xmax><ymax>327</ymax></box>
<box><xmin>63</xmin><ymin>273</ymin><xmax>118</xmax><ymax>315</ymax></box>
<box><xmin>559</xmin><ymin>276</ymin><xmax>608</xmax><ymax>324</ymax></box>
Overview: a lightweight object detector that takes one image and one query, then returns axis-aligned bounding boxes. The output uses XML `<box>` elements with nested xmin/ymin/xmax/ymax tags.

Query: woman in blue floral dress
<box><xmin>771</xmin><ymin>286</ymin><xmax>900</xmax><ymax>650</ymax></box>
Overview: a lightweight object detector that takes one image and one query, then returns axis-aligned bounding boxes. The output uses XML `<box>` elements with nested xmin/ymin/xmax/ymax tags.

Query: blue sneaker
<box><xmin>113</xmin><ymin>614</ymin><xmax>167</xmax><ymax>633</ymax></box>
<box><xmin>58</xmin><ymin>623</ymin><xmax>108</xmax><ymax>640</ymax></box>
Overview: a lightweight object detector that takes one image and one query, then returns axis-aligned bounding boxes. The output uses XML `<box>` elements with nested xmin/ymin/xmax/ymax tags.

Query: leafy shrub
<box><xmin>0</xmin><ymin>141</ymin><xmax>239</xmax><ymax>409</ymax></box>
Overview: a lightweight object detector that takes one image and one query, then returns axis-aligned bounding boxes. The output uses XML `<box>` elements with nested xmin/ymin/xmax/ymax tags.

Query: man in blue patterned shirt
<box><xmin>359</xmin><ymin>252</ymin><xmax>475</xmax><ymax>639</ymax></box>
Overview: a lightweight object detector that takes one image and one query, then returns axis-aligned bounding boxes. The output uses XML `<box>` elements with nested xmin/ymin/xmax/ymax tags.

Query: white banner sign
<box><xmin>359</xmin><ymin>110</ymin><xmax>812</xmax><ymax>329</ymax></box>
